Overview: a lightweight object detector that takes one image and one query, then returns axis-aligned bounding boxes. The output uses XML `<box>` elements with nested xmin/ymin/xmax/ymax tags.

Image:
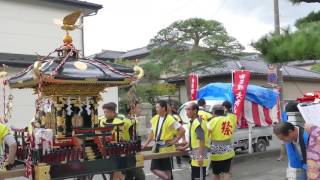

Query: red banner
<box><xmin>276</xmin><ymin>87</ymin><xmax>281</xmax><ymax>123</ymax></box>
<box><xmin>188</xmin><ymin>73</ymin><xmax>199</xmax><ymax>100</ymax></box>
<box><xmin>232</xmin><ymin>70</ymin><xmax>250</xmax><ymax>128</ymax></box>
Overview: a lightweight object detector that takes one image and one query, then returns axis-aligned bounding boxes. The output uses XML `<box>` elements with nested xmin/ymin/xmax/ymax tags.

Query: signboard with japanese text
<box><xmin>267</xmin><ymin>64</ymin><xmax>277</xmax><ymax>86</ymax></box>
<box><xmin>232</xmin><ymin>70</ymin><xmax>250</xmax><ymax>128</ymax></box>
<box><xmin>188</xmin><ymin>73</ymin><xmax>199</xmax><ymax>100</ymax></box>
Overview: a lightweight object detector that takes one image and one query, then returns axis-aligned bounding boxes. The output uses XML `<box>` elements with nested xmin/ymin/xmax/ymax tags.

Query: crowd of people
<box><xmin>143</xmin><ymin>99</ymin><xmax>236</xmax><ymax>180</ymax></box>
<box><xmin>1</xmin><ymin>98</ymin><xmax>319</xmax><ymax>180</ymax></box>
<box><xmin>0</xmin><ymin>98</ymin><xmax>237</xmax><ymax>180</ymax></box>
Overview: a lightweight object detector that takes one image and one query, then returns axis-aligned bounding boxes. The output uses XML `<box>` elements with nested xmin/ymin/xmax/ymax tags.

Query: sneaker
<box><xmin>277</xmin><ymin>156</ymin><xmax>284</xmax><ymax>161</ymax></box>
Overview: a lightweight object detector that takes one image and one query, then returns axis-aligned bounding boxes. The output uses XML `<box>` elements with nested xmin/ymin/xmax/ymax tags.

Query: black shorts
<box><xmin>150</xmin><ymin>158</ymin><xmax>173</xmax><ymax>171</ymax></box>
<box><xmin>191</xmin><ymin>166</ymin><xmax>206</xmax><ymax>180</ymax></box>
<box><xmin>211</xmin><ymin>158</ymin><xmax>233</xmax><ymax>175</ymax></box>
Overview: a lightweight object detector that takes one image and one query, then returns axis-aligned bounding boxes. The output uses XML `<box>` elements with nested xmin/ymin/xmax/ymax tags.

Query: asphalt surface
<box><xmin>6</xmin><ymin>138</ymin><xmax>287</xmax><ymax>180</ymax></box>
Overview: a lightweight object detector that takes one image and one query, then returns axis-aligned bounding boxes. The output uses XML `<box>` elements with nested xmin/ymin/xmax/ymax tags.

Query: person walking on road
<box><xmin>142</xmin><ymin>100</ymin><xmax>185</xmax><ymax>180</ymax></box>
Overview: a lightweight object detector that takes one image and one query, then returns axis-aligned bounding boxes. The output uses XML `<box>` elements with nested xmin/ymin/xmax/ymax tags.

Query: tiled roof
<box><xmin>46</xmin><ymin>0</ymin><xmax>103</xmax><ymax>10</ymax></box>
<box><xmin>90</xmin><ymin>47</ymin><xmax>150</xmax><ymax>60</ymax></box>
<box><xmin>93</xmin><ymin>50</ymin><xmax>125</xmax><ymax>60</ymax></box>
<box><xmin>167</xmin><ymin>56</ymin><xmax>320</xmax><ymax>82</ymax></box>
<box><xmin>121</xmin><ymin>47</ymin><xmax>149</xmax><ymax>59</ymax></box>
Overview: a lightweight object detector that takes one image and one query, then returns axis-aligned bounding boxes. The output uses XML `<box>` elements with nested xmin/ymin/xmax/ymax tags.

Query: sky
<box><xmin>83</xmin><ymin>0</ymin><xmax>320</xmax><ymax>56</ymax></box>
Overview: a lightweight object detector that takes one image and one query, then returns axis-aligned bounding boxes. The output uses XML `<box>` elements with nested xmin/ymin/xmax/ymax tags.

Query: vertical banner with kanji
<box><xmin>188</xmin><ymin>73</ymin><xmax>199</xmax><ymax>100</ymax></box>
<box><xmin>276</xmin><ymin>87</ymin><xmax>281</xmax><ymax>123</ymax></box>
<box><xmin>267</xmin><ymin>64</ymin><xmax>277</xmax><ymax>86</ymax></box>
<box><xmin>232</xmin><ymin>70</ymin><xmax>250</xmax><ymax>128</ymax></box>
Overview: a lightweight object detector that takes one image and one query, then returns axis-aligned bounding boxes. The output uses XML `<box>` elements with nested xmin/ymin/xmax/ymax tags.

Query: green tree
<box><xmin>254</xmin><ymin>9</ymin><xmax>320</xmax><ymax>63</ymax></box>
<box><xmin>115</xmin><ymin>59</ymin><xmax>176</xmax><ymax>107</ymax></box>
<box><xmin>148</xmin><ymin>18</ymin><xmax>243</xmax><ymax>99</ymax></box>
<box><xmin>295</xmin><ymin>11</ymin><xmax>320</xmax><ymax>28</ymax></box>
<box><xmin>140</xmin><ymin>62</ymin><xmax>162</xmax><ymax>82</ymax></box>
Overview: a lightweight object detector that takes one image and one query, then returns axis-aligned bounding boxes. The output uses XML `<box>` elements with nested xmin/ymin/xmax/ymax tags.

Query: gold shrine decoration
<box><xmin>136</xmin><ymin>154</ymin><xmax>144</xmax><ymax>168</ymax></box>
<box><xmin>11</xmin><ymin>76</ymin><xmax>133</xmax><ymax>89</ymax></box>
<box><xmin>54</xmin><ymin>11</ymin><xmax>82</xmax><ymax>32</ymax></box>
<box><xmin>54</xmin><ymin>10</ymin><xmax>82</xmax><ymax>47</ymax></box>
<box><xmin>33</xmin><ymin>61</ymin><xmax>42</xmax><ymax>80</ymax></box>
<box><xmin>133</xmin><ymin>65</ymin><xmax>144</xmax><ymax>81</ymax></box>
<box><xmin>34</xmin><ymin>163</ymin><xmax>50</xmax><ymax>180</ymax></box>
<box><xmin>35</xmin><ymin>84</ymin><xmax>106</xmax><ymax>97</ymax></box>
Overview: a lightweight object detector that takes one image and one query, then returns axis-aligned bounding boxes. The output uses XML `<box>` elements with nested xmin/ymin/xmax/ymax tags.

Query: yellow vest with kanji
<box><xmin>0</xmin><ymin>124</ymin><xmax>9</xmax><ymax>145</ymax></box>
<box><xmin>190</xmin><ymin>119</ymin><xmax>210</xmax><ymax>166</ymax></box>
<box><xmin>150</xmin><ymin>114</ymin><xmax>176</xmax><ymax>153</ymax></box>
<box><xmin>226</xmin><ymin>113</ymin><xmax>237</xmax><ymax>128</ymax></box>
<box><xmin>198</xmin><ymin>110</ymin><xmax>213</xmax><ymax>122</ymax></box>
<box><xmin>208</xmin><ymin>116</ymin><xmax>235</xmax><ymax>161</ymax></box>
<box><xmin>99</xmin><ymin>115</ymin><xmax>132</xmax><ymax>141</ymax></box>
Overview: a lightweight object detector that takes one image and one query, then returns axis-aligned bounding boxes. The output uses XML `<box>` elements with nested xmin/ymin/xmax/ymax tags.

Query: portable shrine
<box><xmin>7</xmin><ymin>11</ymin><xmax>144</xmax><ymax>179</ymax></box>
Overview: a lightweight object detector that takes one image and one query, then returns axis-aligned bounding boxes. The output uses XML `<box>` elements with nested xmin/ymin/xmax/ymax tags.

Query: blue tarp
<box><xmin>197</xmin><ymin>83</ymin><xmax>279</xmax><ymax>109</ymax></box>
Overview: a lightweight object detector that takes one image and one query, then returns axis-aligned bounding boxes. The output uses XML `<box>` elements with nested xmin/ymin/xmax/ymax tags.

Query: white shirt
<box><xmin>156</xmin><ymin>117</ymin><xmax>165</xmax><ymax>138</ymax></box>
<box><xmin>153</xmin><ymin>115</ymin><xmax>181</xmax><ymax>139</ymax></box>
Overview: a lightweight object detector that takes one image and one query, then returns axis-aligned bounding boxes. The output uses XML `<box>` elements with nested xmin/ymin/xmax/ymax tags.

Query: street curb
<box><xmin>234</xmin><ymin>149</ymin><xmax>280</xmax><ymax>164</ymax></box>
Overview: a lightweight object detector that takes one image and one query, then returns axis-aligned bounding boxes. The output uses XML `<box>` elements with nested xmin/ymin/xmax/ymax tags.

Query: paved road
<box><xmin>7</xmin><ymin>139</ymin><xmax>285</xmax><ymax>180</ymax></box>
<box><xmin>144</xmin><ymin>150</ymin><xmax>287</xmax><ymax>180</ymax></box>
<box><xmin>142</xmin><ymin>137</ymin><xmax>285</xmax><ymax>180</ymax></box>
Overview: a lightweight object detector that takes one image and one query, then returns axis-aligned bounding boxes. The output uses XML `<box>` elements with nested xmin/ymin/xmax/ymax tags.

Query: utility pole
<box><xmin>274</xmin><ymin>0</ymin><xmax>280</xmax><ymax>35</ymax></box>
<box><xmin>273</xmin><ymin>0</ymin><xmax>285</xmax><ymax>114</ymax></box>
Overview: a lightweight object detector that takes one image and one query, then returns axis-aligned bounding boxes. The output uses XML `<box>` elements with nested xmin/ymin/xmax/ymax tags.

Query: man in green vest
<box><xmin>142</xmin><ymin>100</ymin><xmax>185</xmax><ymax>180</ymax></box>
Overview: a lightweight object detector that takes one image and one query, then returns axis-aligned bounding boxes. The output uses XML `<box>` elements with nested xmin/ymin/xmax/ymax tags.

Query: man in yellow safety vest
<box><xmin>179</xmin><ymin>102</ymin><xmax>210</xmax><ymax>180</ymax></box>
<box><xmin>142</xmin><ymin>100</ymin><xmax>185</xmax><ymax>180</ymax></box>
<box><xmin>207</xmin><ymin>105</ymin><xmax>236</xmax><ymax>180</ymax></box>
<box><xmin>99</xmin><ymin>102</ymin><xmax>132</xmax><ymax>180</ymax></box>
<box><xmin>222</xmin><ymin>101</ymin><xmax>237</xmax><ymax>128</ymax></box>
<box><xmin>197</xmin><ymin>99</ymin><xmax>213</xmax><ymax>122</ymax></box>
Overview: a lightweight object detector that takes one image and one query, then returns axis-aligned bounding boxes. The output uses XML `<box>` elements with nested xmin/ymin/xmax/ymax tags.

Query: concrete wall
<box><xmin>0</xmin><ymin>0</ymin><xmax>84</xmax><ymax>56</ymax></box>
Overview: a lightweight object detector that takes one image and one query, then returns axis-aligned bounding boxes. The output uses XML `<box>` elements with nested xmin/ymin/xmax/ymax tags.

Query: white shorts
<box><xmin>4</xmin><ymin>134</ymin><xmax>16</xmax><ymax>146</ymax></box>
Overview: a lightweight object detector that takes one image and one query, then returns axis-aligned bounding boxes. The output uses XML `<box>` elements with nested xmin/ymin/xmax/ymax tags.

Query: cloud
<box><xmin>219</xmin><ymin>0</ymin><xmax>320</xmax><ymax>26</ymax></box>
<box><xmin>84</xmin><ymin>0</ymin><xmax>320</xmax><ymax>55</ymax></box>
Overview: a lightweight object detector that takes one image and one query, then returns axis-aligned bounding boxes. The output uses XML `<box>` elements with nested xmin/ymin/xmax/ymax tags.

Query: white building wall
<box><xmin>0</xmin><ymin>0</ymin><xmax>113</xmax><ymax>129</ymax></box>
<box><xmin>3</xmin><ymin>67</ymin><xmax>36</xmax><ymax>128</ymax></box>
<box><xmin>0</xmin><ymin>0</ymin><xmax>83</xmax><ymax>56</ymax></box>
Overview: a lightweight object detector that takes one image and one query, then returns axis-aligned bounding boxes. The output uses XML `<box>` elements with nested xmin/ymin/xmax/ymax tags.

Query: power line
<box><xmin>282</xmin><ymin>66</ymin><xmax>305</xmax><ymax>96</ymax></box>
<box><xmin>211</xmin><ymin>0</ymin><xmax>228</xmax><ymax>19</ymax></box>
